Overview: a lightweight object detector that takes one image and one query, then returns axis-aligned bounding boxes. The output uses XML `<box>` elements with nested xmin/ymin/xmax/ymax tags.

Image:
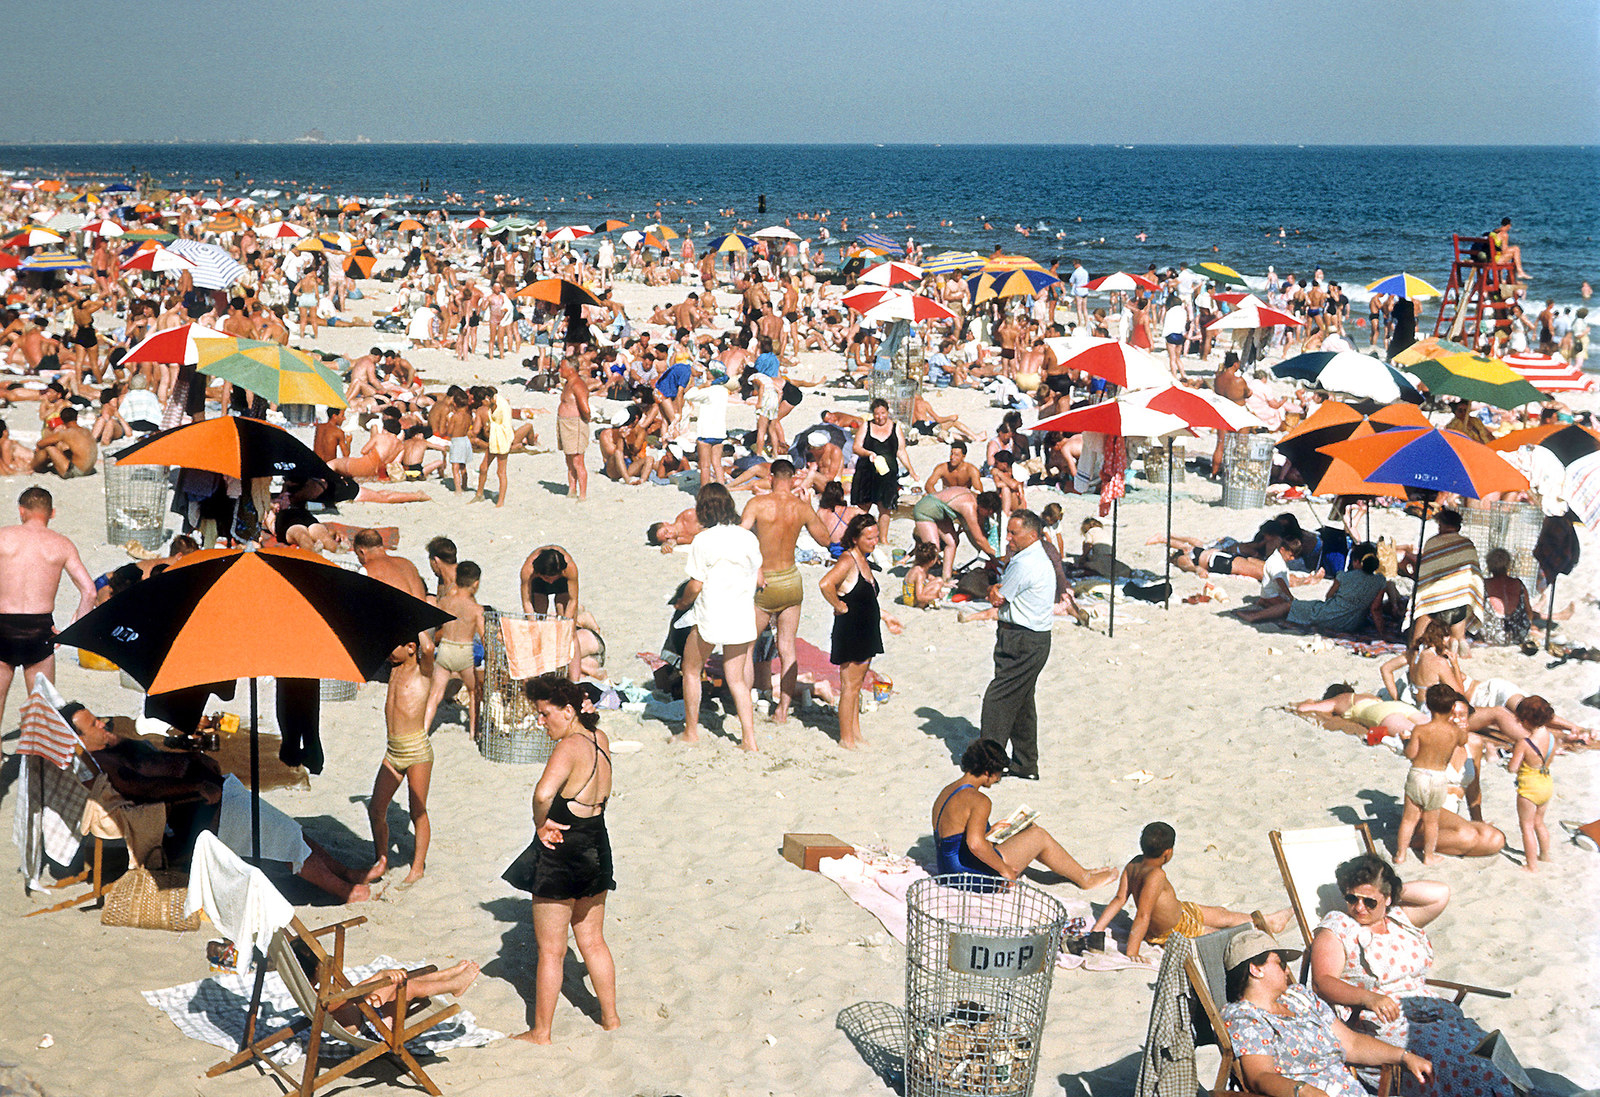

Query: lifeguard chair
<box><xmin>1432</xmin><ymin>233</ymin><xmax>1518</xmax><ymax>343</ymax></box>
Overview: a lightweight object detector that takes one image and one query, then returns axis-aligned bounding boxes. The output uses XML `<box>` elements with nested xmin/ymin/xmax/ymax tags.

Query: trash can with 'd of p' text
<box><xmin>905</xmin><ymin>875</ymin><xmax>1068</xmax><ymax>1097</ymax></box>
<box><xmin>1221</xmin><ymin>432</ymin><xmax>1273</xmax><ymax>509</ymax></box>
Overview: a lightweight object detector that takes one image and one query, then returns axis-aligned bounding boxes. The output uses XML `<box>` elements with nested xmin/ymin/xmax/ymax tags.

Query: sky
<box><xmin>3</xmin><ymin>0</ymin><xmax>1597</xmax><ymax>145</ymax></box>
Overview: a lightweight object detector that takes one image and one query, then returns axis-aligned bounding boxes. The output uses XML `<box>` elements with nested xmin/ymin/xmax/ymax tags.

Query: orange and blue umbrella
<box><xmin>967</xmin><ymin>267</ymin><xmax>1061</xmax><ymax>304</ymax></box>
<box><xmin>1318</xmin><ymin>426</ymin><xmax>1528</xmax><ymax>500</ymax></box>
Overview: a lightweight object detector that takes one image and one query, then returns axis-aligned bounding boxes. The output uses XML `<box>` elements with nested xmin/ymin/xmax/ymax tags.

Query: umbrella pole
<box><xmin>1164</xmin><ymin>440</ymin><xmax>1174</xmax><ymax>610</ymax></box>
<box><xmin>249</xmin><ymin>677</ymin><xmax>260</xmax><ymax>865</ymax></box>
<box><xmin>1108</xmin><ymin>496</ymin><xmax>1119</xmax><ymax>639</ymax></box>
<box><xmin>1546</xmin><ymin>574</ymin><xmax>1558</xmax><ymax>654</ymax></box>
<box><xmin>1406</xmin><ymin>500</ymin><xmax>1429</xmax><ymax>638</ymax></box>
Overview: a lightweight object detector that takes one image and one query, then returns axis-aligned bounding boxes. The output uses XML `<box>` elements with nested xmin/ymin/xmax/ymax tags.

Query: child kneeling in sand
<box><xmin>1092</xmin><ymin>821</ymin><xmax>1290</xmax><ymax>961</ymax></box>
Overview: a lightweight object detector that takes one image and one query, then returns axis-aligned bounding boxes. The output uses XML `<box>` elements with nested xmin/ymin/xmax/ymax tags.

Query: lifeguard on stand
<box><xmin>1433</xmin><ymin>217</ymin><xmax>1528</xmax><ymax>345</ymax></box>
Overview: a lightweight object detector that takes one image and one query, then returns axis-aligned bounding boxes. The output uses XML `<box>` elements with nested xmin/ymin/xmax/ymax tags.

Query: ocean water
<box><xmin>3</xmin><ymin>143</ymin><xmax>1596</xmax><ymax>305</ymax></box>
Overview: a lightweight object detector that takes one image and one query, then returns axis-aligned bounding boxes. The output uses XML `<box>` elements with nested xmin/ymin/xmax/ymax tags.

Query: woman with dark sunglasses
<box><xmin>1309</xmin><ymin>853</ymin><xmax>1515</xmax><ymax>1097</ymax></box>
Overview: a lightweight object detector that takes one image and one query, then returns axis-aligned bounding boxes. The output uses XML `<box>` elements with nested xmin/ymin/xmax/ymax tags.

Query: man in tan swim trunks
<box><xmin>428</xmin><ymin>561</ymin><xmax>484</xmax><ymax>741</ymax></box>
<box><xmin>368</xmin><ymin>640</ymin><xmax>435</xmax><ymax>886</ymax></box>
<box><xmin>740</xmin><ymin>459</ymin><xmax>831</xmax><ymax>723</ymax></box>
<box><xmin>555</xmin><ymin>357</ymin><xmax>591</xmax><ymax>502</ymax></box>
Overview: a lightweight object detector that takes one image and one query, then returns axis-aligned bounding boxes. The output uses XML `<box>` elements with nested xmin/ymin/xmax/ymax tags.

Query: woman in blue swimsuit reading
<box><xmin>931</xmin><ymin>740</ymin><xmax>1116</xmax><ymax>890</ymax></box>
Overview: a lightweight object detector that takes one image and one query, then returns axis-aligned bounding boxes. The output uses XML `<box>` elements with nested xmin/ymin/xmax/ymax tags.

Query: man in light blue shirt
<box><xmin>979</xmin><ymin>510</ymin><xmax>1056</xmax><ymax>779</ymax></box>
<box><xmin>1069</xmin><ymin>258</ymin><xmax>1090</xmax><ymax>326</ymax></box>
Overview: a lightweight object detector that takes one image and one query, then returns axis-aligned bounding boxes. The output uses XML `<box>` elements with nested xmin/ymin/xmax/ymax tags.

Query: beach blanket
<box><xmin>1412</xmin><ymin>532</ymin><xmax>1483</xmax><ymax>623</ymax></box>
<box><xmin>142</xmin><ymin>959</ymin><xmax>502</xmax><ymax>1066</ymax></box>
<box><xmin>1327</xmin><ymin>636</ymin><xmax>1408</xmax><ymax>659</ymax></box>
<box><xmin>816</xmin><ymin>854</ymin><xmax>1156</xmax><ymax>972</ymax></box>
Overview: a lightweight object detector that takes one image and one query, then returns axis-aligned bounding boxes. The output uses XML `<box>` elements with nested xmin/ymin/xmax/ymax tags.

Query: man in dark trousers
<box><xmin>978</xmin><ymin>509</ymin><xmax>1055</xmax><ymax>780</ymax></box>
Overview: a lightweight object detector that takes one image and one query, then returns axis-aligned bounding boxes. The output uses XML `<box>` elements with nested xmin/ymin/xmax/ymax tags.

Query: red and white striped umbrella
<box><xmin>842</xmin><ymin>288</ymin><xmax>953</xmax><ymax>322</ymax></box>
<box><xmin>81</xmin><ymin>219</ymin><xmax>125</xmax><ymax>238</ymax></box>
<box><xmin>1048</xmin><ymin>338</ymin><xmax>1170</xmax><ymax>389</ymax></box>
<box><xmin>3</xmin><ymin>226</ymin><xmax>64</xmax><ymax>247</ymax></box>
<box><xmin>120</xmin><ymin>245</ymin><xmax>197</xmax><ymax>274</ymax></box>
<box><xmin>1122</xmin><ymin>385</ymin><xmax>1266</xmax><ymax>433</ymax></box>
<box><xmin>460</xmin><ymin>216</ymin><xmax>493</xmax><ymax>232</ymax></box>
<box><xmin>1209</xmin><ymin>302</ymin><xmax>1301</xmax><ymax>330</ymax></box>
<box><xmin>547</xmin><ymin>225</ymin><xmax>593</xmax><ymax>243</ymax></box>
<box><xmin>860</xmin><ymin>261</ymin><xmax>924</xmax><ymax>287</ymax></box>
<box><xmin>1086</xmin><ymin>271</ymin><xmax>1159</xmax><ymax>293</ymax></box>
<box><xmin>122</xmin><ymin>322</ymin><xmax>229</xmax><ymax>365</ymax></box>
<box><xmin>255</xmin><ymin>221</ymin><xmax>309</xmax><ymax>240</ymax></box>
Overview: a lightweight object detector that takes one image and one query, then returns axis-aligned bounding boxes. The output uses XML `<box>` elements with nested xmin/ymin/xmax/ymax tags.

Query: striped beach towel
<box><xmin>1503</xmin><ymin>353</ymin><xmax>1594</xmax><ymax>394</ymax></box>
<box><xmin>1412</xmin><ymin>532</ymin><xmax>1484</xmax><ymax>622</ymax></box>
<box><xmin>18</xmin><ymin>677</ymin><xmax>78</xmax><ymax>770</ymax></box>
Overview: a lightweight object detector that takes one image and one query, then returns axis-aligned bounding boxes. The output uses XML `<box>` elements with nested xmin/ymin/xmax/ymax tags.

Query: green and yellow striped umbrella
<box><xmin>1401</xmin><ymin>352</ymin><xmax>1543</xmax><ymax>410</ymax></box>
<box><xmin>1198</xmin><ymin>262</ymin><xmax>1249</xmax><ymax>288</ymax></box>
<box><xmin>197</xmin><ymin>338</ymin><xmax>347</xmax><ymax>409</ymax></box>
<box><xmin>1390</xmin><ymin>336</ymin><xmax>1474</xmax><ymax>366</ymax></box>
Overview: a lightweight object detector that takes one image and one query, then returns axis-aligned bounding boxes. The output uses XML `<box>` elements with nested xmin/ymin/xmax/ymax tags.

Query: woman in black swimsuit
<box><xmin>850</xmin><ymin>397</ymin><xmax>915</xmax><ymax>546</ymax></box>
<box><xmin>819</xmin><ymin>514</ymin><xmax>901</xmax><ymax>750</ymax></box>
<box><xmin>503</xmin><ymin>675</ymin><xmax>620</xmax><ymax>1043</ymax></box>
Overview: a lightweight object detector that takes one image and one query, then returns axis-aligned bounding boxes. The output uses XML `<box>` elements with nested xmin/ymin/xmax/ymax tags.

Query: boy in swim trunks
<box><xmin>1395</xmin><ymin>684</ymin><xmax>1470</xmax><ymax>867</ymax></box>
<box><xmin>429</xmin><ymin>561</ymin><xmax>484</xmax><ymax>741</ymax></box>
<box><xmin>1092</xmin><ymin>822</ymin><xmax>1291</xmax><ymax>961</ymax></box>
<box><xmin>368</xmin><ymin>640</ymin><xmax>436</xmax><ymax>886</ymax></box>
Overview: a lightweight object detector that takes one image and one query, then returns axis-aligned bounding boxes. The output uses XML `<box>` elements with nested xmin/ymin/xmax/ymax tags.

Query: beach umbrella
<box><xmin>1052</xmin><ymin>338</ymin><xmax>1171</xmax><ymax>390</ymax></box>
<box><xmin>1389</xmin><ymin>336</ymin><xmax>1475</xmax><ymax>366</ymax></box>
<box><xmin>395</xmin><ymin>218</ymin><xmax>425</xmax><ymax>232</ymax></box>
<box><xmin>643</xmin><ymin>223</ymin><xmax>679</xmax><ymax>241</ymax></box>
<box><xmin>81</xmin><ymin>219</ymin><xmax>124</xmax><ymax>238</ymax></box>
<box><xmin>196</xmin><ymin>338</ymin><xmax>347</xmax><ymax>408</ymax></box>
<box><xmin>593</xmin><ymin>219</ymin><xmax>630</xmax><ymax>232</ymax></box>
<box><xmin>1209</xmin><ymin>301</ymin><xmax>1300</xmax><ymax>330</ymax></box>
<box><xmin>514</xmin><ymin>278</ymin><xmax>603</xmax><ymax>309</ymax></box>
<box><xmin>315</xmin><ymin>231</ymin><xmax>352</xmax><ymax>252</ymax></box>
<box><xmin>860</xmin><ymin>293</ymin><xmax>955</xmax><ymax>324</ymax></box>
<box><xmin>981</xmin><ymin>254</ymin><xmax>1045</xmax><ymax>271</ymax></box>
<box><xmin>34</xmin><ymin>180</ymin><xmax>63</xmax><ymax>193</ymax></box>
<box><xmin>167</xmin><ymin>240</ymin><xmax>246</xmax><ymax>290</ymax></box>
<box><xmin>105</xmin><ymin>182</ymin><xmax>135</xmax><ymax>194</ymax></box>
<box><xmin>638</xmin><ymin>234</ymin><xmax>671</xmax><ymax>252</ymax></box>
<box><xmin>123</xmin><ymin>322</ymin><xmax>229</xmax><ymax>366</ymax></box>
<box><xmin>460</xmin><ymin>216</ymin><xmax>493</xmax><ymax>232</ymax></box>
<box><xmin>1401</xmin><ymin>353</ymin><xmax>1544</xmax><ymax>410</ymax></box>
<box><xmin>618</xmin><ymin>230</ymin><xmax>643</xmax><ymax>248</ymax></box>
<box><xmin>255</xmin><ymin>221</ymin><xmax>309</xmax><ymax>240</ymax></box>
<box><xmin>1308</xmin><ymin>422</ymin><xmax>1412</xmax><ymax>504</ymax></box>
<box><xmin>340</xmin><ymin>200</ymin><xmax>362</xmax><ymax>213</ymax></box>
<box><xmin>1086</xmin><ymin>271</ymin><xmax>1160</xmax><ymax>293</ymax></box>
<box><xmin>201</xmin><ymin>213</ymin><xmax>250</xmax><ymax>234</ymax></box>
<box><xmin>1197</xmin><ymin>262</ymin><xmax>1248</xmax><ymax>288</ymax></box>
<box><xmin>752</xmin><ymin>225</ymin><xmax>799</xmax><ymax>240</ymax></box>
<box><xmin>548</xmin><ymin>225</ymin><xmax>594</xmax><ymax>243</ymax></box>
<box><xmin>703</xmin><ymin>232</ymin><xmax>756</xmax><ymax>254</ymax></box>
<box><xmin>854</xmin><ymin>231</ymin><xmax>902</xmax><ymax>254</ymax></box>
<box><xmin>1276</xmin><ymin>400</ymin><xmax>1428</xmax><ymax>488</ymax></box>
<box><xmin>1564</xmin><ymin>450</ymin><xmax>1600</xmax><ymax>530</ymax></box>
<box><xmin>19</xmin><ymin>251</ymin><xmax>89</xmax><ymax>272</ymax></box>
<box><xmin>968</xmin><ymin>267</ymin><xmax>1061</xmax><ymax>305</ymax></box>
<box><xmin>860</xmin><ymin>261</ymin><xmax>924</xmax><ymax>287</ymax></box>
<box><xmin>922</xmin><ymin>250</ymin><xmax>984</xmax><ymax>274</ymax></box>
<box><xmin>293</xmin><ymin>237</ymin><xmax>325</xmax><ymax>253</ymax></box>
<box><xmin>1488</xmin><ymin>422</ymin><xmax>1600</xmax><ymax>468</ymax></box>
<box><xmin>342</xmin><ymin>247</ymin><xmax>378</xmax><ymax>279</ymax></box>
<box><xmin>120</xmin><ymin>227</ymin><xmax>176</xmax><ymax>244</ymax></box>
<box><xmin>119</xmin><ymin>245</ymin><xmax>197</xmax><ymax>274</ymax></box>
<box><xmin>1273</xmin><ymin>350</ymin><xmax>1420</xmax><ymax>404</ymax></box>
<box><xmin>1365</xmin><ymin>273</ymin><xmax>1442</xmax><ymax>299</ymax></box>
<box><xmin>56</xmin><ymin>546</ymin><xmax>451</xmax><ymax>862</ymax></box>
<box><xmin>113</xmin><ymin>415</ymin><xmax>336</xmax><ymax>482</ymax></box>
<box><xmin>3</xmin><ymin>226</ymin><xmax>64</xmax><ymax>247</ymax></box>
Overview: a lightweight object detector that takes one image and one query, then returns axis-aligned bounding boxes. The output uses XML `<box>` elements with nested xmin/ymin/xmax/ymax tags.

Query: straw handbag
<box><xmin>101</xmin><ymin>866</ymin><xmax>201</xmax><ymax>932</ymax></box>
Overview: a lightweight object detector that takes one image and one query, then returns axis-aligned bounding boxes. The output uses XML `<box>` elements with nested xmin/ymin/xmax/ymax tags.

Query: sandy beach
<box><xmin>2</xmin><ymin>273</ymin><xmax>1595</xmax><ymax>1097</ymax></box>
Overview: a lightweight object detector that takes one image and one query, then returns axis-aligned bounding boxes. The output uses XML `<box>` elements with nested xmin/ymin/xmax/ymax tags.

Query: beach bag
<box><xmin>100</xmin><ymin>865</ymin><xmax>202</xmax><ymax>932</ymax></box>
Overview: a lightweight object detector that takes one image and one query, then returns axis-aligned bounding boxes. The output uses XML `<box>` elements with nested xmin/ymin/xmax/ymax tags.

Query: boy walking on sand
<box><xmin>368</xmin><ymin>640</ymin><xmax>435</xmax><ymax>886</ymax></box>
<box><xmin>1092</xmin><ymin>821</ymin><xmax>1291</xmax><ymax>962</ymax></box>
<box><xmin>1395</xmin><ymin>685</ymin><xmax>1470</xmax><ymax>866</ymax></box>
<box><xmin>441</xmin><ymin>391</ymin><xmax>472</xmax><ymax>495</ymax></box>
<box><xmin>428</xmin><ymin>561</ymin><xmax>486</xmax><ymax>741</ymax></box>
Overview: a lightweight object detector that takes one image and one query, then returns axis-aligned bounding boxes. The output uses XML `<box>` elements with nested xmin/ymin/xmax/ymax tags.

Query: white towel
<box><xmin>216</xmin><ymin>775</ymin><xmax>312</xmax><ymax>872</ymax></box>
<box><xmin>184</xmin><ymin>831</ymin><xmax>294</xmax><ymax>955</ymax></box>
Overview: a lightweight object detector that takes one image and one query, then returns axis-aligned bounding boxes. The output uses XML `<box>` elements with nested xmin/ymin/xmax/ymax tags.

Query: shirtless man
<box><xmin>994</xmin><ymin>314</ymin><xmax>1021</xmax><ymax>376</ymax></box>
<box><xmin>911</xmin><ymin>488</ymin><xmax>1002</xmax><ymax>580</ymax></box>
<box><xmin>925</xmin><ymin>441</ymin><xmax>984</xmax><ymax>493</ymax></box>
<box><xmin>353</xmin><ymin>528</ymin><xmax>427</xmax><ymax>598</ymax></box>
<box><xmin>1210</xmin><ymin>353</ymin><xmax>1249</xmax><ymax>475</ymax></box>
<box><xmin>313</xmin><ymin>408</ymin><xmax>352</xmax><ymax>463</ymax></box>
<box><xmin>31</xmin><ymin>407</ymin><xmax>98</xmax><ymax>478</ymax></box>
<box><xmin>646</xmin><ymin>507</ymin><xmax>701</xmax><ymax>553</ymax></box>
<box><xmin>740</xmin><ymin>459</ymin><xmax>832</xmax><ymax>722</ymax></box>
<box><xmin>555</xmin><ymin>357</ymin><xmax>591</xmax><ymax>502</ymax></box>
<box><xmin>329</xmin><ymin>419</ymin><xmax>402</xmax><ymax>480</ymax></box>
<box><xmin>0</xmin><ymin>488</ymin><xmax>96</xmax><ymax>735</ymax></box>
<box><xmin>368</xmin><ymin>640</ymin><xmax>435</xmax><ymax>885</ymax></box>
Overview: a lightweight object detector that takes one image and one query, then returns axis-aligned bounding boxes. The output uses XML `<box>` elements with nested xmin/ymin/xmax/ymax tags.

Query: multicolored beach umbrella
<box><xmin>1389</xmin><ymin>336</ymin><xmax>1474</xmax><ymax>366</ymax></box>
<box><xmin>196</xmin><ymin>338</ymin><xmax>347</xmax><ymax>409</ymax></box>
<box><xmin>1318</xmin><ymin>427</ymin><xmax>1528</xmax><ymax>500</ymax></box>
<box><xmin>859</xmin><ymin>261</ymin><xmax>923</xmax><ymax>287</ymax></box>
<box><xmin>19</xmin><ymin>250</ymin><xmax>88</xmax><ymax>271</ymax></box>
<box><xmin>1365</xmin><ymin>272</ymin><xmax>1442</xmax><ymax>299</ymax></box>
<box><xmin>1273</xmin><ymin>351</ymin><xmax>1420</xmax><ymax>404</ymax></box>
<box><xmin>854</xmin><ymin>232</ymin><xmax>903</xmax><ymax>254</ymax></box>
<box><xmin>1198</xmin><ymin>262</ymin><xmax>1248</xmax><ymax>287</ymax></box>
<box><xmin>114</xmin><ymin>415</ymin><xmax>335</xmax><ymax>482</ymax></box>
<box><xmin>1488</xmin><ymin>422</ymin><xmax>1600</xmax><ymax>468</ymax></box>
<box><xmin>703</xmin><ymin>233</ymin><xmax>756</xmax><ymax>254</ymax></box>
<box><xmin>922</xmin><ymin>250</ymin><xmax>983</xmax><ymax>274</ymax></box>
<box><xmin>967</xmin><ymin>267</ymin><xmax>1061</xmax><ymax>304</ymax></box>
<box><xmin>1401</xmin><ymin>352</ymin><xmax>1544</xmax><ymax>410</ymax></box>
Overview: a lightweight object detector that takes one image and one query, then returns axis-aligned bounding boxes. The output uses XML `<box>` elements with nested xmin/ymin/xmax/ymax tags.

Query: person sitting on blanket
<box><xmin>65</xmin><ymin>704</ymin><xmax>375</xmax><ymax>902</ymax></box>
<box><xmin>1091</xmin><ymin>821</ymin><xmax>1292</xmax><ymax>962</ymax></box>
<box><xmin>930</xmin><ymin>739</ymin><xmax>1115</xmax><ymax>891</ymax></box>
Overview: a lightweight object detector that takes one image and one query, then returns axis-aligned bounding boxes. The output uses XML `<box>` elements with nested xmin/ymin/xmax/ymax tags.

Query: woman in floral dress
<box><xmin>1311</xmin><ymin>854</ymin><xmax>1513</xmax><ymax>1097</ymax></box>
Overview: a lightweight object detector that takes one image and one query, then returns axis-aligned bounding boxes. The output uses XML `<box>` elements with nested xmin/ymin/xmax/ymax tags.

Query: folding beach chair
<box><xmin>207</xmin><ymin>916</ymin><xmax>461</xmax><ymax>1096</ymax></box>
<box><xmin>1267</xmin><ymin>823</ymin><xmax>1508</xmax><ymax>1007</ymax></box>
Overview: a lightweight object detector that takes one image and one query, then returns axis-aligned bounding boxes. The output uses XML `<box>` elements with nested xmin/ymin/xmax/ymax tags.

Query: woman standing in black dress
<box><xmin>503</xmin><ymin>675</ymin><xmax>619</xmax><ymax>1043</ymax></box>
<box><xmin>850</xmin><ymin>398</ymin><xmax>916</xmax><ymax>548</ymax></box>
<box><xmin>819</xmin><ymin>514</ymin><xmax>902</xmax><ymax>750</ymax></box>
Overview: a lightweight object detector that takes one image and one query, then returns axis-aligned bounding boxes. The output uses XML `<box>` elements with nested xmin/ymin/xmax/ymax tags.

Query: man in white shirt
<box><xmin>978</xmin><ymin>510</ymin><xmax>1056</xmax><ymax>780</ymax></box>
<box><xmin>1069</xmin><ymin>258</ymin><xmax>1090</xmax><ymax>325</ymax></box>
<box><xmin>1161</xmin><ymin>294</ymin><xmax>1190</xmax><ymax>381</ymax></box>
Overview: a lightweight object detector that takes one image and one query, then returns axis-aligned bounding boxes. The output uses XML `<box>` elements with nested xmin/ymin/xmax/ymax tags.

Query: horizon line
<box><xmin>0</xmin><ymin>140</ymin><xmax>1596</xmax><ymax>150</ymax></box>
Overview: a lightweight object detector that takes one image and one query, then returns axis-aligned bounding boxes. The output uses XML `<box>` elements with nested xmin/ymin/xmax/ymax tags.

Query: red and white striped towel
<box><xmin>1503</xmin><ymin>353</ymin><xmax>1594</xmax><ymax>394</ymax></box>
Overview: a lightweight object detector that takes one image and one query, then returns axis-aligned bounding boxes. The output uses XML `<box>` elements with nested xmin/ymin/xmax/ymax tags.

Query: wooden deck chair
<box><xmin>19</xmin><ymin>739</ymin><xmax>125</xmax><ymax>917</ymax></box>
<box><xmin>1268</xmin><ymin>823</ymin><xmax>1509</xmax><ymax>1007</ymax></box>
<box><xmin>207</xmin><ymin>916</ymin><xmax>461</xmax><ymax>1096</ymax></box>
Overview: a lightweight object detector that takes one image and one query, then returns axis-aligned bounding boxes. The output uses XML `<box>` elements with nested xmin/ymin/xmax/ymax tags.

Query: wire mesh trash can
<box><xmin>1458</xmin><ymin>501</ymin><xmax>1542</xmax><ymax>594</ymax></box>
<box><xmin>477</xmin><ymin>608</ymin><xmax>555</xmax><ymax>766</ymax></box>
<box><xmin>1142</xmin><ymin>440</ymin><xmax>1185</xmax><ymax>485</ymax></box>
<box><xmin>319</xmin><ymin>678</ymin><xmax>358</xmax><ymax>703</ymax></box>
<box><xmin>1220</xmin><ymin>432</ymin><xmax>1272</xmax><ymax>509</ymax></box>
<box><xmin>905</xmin><ymin>875</ymin><xmax>1068</xmax><ymax>1097</ymax></box>
<box><xmin>868</xmin><ymin>364</ymin><xmax>923</xmax><ymax>430</ymax></box>
<box><xmin>104</xmin><ymin>460</ymin><xmax>170</xmax><ymax>549</ymax></box>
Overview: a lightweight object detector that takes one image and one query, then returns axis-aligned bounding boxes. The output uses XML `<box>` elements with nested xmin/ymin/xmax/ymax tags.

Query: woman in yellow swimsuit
<box><xmin>1506</xmin><ymin>696</ymin><xmax>1556</xmax><ymax>872</ymax></box>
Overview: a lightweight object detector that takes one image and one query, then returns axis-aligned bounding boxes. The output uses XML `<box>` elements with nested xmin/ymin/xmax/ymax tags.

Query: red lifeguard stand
<box><xmin>1432</xmin><ymin>233</ymin><xmax>1518</xmax><ymax>343</ymax></box>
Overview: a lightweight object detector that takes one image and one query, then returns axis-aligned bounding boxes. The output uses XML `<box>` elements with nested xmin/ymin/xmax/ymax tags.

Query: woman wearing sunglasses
<box><xmin>1309</xmin><ymin>853</ymin><xmax>1515</xmax><ymax>1097</ymax></box>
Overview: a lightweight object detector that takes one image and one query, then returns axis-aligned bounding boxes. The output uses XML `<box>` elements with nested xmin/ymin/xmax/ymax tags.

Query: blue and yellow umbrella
<box><xmin>922</xmin><ymin>250</ymin><xmax>983</xmax><ymax>274</ymax></box>
<box><xmin>704</xmin><ymin>233</ymin><xmax>756</xmax><ymax>254</ymax></box>
<box><xmin>1365</xmin><ymin>272</ymin><xmax>1442</xmax><ymax>299</ymax></box>
<box><xmin>967</xmin><ymin>267</ymin><xmax>1061</xmax><ymax>304</ymax></box>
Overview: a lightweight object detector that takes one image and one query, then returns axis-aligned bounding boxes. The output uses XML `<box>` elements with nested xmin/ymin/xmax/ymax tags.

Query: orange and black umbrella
<box><xmin>514</xmin><ymin>277</ymin><xmax>602</xmax><ymax>309</ymax></box>
<box><xmin>1276</xmin><ymin>401</ymin><xmax>1426</xmax><ymax>488</ymax></box>
<box><xmin>593</xmin><ymin>219</ymin><xmax>629</xmax><ymax>232</ymax></box>
<box><xmin>342</xmin><ymin>246</ymin><xmax>377</xmax><ymax>279</ymax></box>
<box><xmin>113</xmin><ymin>415</ymin><xmax>335</xmax><ymax>482</ymax></box>
<box><xmin>1489</xmin><ymin>422</ymin><xmax>1600</xmax><ymax>468</ymax></box>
